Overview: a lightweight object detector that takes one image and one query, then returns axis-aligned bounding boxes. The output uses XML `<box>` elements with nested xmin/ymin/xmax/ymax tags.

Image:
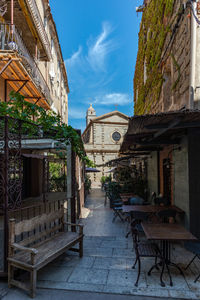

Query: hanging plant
<box><xmin>0</xmin><ymin>91</ymin><xmax>94</xmax><ymax>167</ymax></box>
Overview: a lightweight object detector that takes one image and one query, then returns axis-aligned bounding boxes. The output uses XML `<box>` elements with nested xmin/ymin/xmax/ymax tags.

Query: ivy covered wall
<box><xmin>134</xmin><ymin>0</ymin><xmax>191</xmax><ymax>115</ymax></box>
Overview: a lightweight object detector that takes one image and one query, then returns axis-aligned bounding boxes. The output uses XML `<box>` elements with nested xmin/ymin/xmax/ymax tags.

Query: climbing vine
<box><xmin>170</xmin><ymin>52</ymin><xmax>181</xmax><ymax>91</ymax></box>
<box><xmin>134</xmin><ymin>0</ymin><xmax>175</xmax><ymax>115</ymax></box>
<box><xmin>0</xmin><ymin>91</ymin><xmax>94</xmax><ymax>167</ymax></box>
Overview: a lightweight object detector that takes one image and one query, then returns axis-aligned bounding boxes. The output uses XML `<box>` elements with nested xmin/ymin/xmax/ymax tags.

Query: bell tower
<box><xmin>86</xmin><ymin>104</ymin><xmax>96</xmax><ymax>126</ymax></box>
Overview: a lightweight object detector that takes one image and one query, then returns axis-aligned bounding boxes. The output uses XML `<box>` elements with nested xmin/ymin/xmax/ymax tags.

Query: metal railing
<box><xmin>0</xmin><ymin>23</ymin><xmax>52</xmax><ymax>105</ymax></box>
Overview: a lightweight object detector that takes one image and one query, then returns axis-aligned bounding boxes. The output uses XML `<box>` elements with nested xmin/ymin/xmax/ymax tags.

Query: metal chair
<box><xmin>185</xmin><ymin>241</ymin><xmax>200</xmax><ymax>282</ymax></box>
<box><xmin>131</xmin><ymin>225</ymin><xmax>165</xmax><ymax>287</ymax></box>
<box><xmin>108</xmin><ymin>194</ymin><xmax>124</xmax><ymax>223</ymax></box>
<box><xmin>127</xmin><ymin>211</ymin><xmax>150</xmax><ymax>240</ymax></box>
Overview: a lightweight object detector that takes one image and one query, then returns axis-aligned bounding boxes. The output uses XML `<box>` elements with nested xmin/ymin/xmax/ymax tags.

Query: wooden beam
<box><xmin>146</xmin><ymin>121</ymin><xmax>200</xmax><ymax>130</ymax></box>
<box><xmin>0</xmin><ymin>60</ymin><xmax>13</xmax><ymax>75</ymax></box>
<box><xmin>16</xmin><ymin>80</ymin><xmax>29</xmax><ymax>93</ymax></box>
<box><xmin>152</xmin><ymin>117</ymin><xmax>181</xmax><ymax>139</ymax></box>
<box><xmin>138</xmin><ymin>138</ymin><xmax>180</xmax><ymax>145</ymax></box>
<box><xmin>129</xmin><ymin>146</ymin><xmax>163</xmax><ymax>152</ymax></box>
<box><xmin>4</xmin><ymin>63</ymin><xmax>32</xmax><ymax>98</ymax></box>
<box><xmin>0</xmin><ymin>58</ymin><xmax>20</xmax><ymax>62</ymax></box>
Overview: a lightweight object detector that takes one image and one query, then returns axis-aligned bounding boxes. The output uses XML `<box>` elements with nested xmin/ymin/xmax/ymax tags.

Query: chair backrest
<box><xmin>157</xmin><ymin>209</ymin><xmax>176</xmax><ymax>223</ymax></box>
<box><xmin>130</xmin><ymin>211</ymin><xmax>149</xmax><ymax>222</ymax></box>
<box><xmin>9</xmin><ymin>207</ymin><xmax>65</xmax><ymax>251</ymax></box>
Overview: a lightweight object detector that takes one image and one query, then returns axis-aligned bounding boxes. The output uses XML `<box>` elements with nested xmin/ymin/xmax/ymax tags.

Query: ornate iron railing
<box><xmin>0</xmin><ymin>23</ymin><xmax>52</xmax><ymax>105</ymax></box>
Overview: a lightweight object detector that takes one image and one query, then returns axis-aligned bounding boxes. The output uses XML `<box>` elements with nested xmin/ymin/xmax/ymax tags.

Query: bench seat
<box><xmin>8</xmin><ymin>231</ymin><xmax>82</xmax><ymax>269</ymax></box>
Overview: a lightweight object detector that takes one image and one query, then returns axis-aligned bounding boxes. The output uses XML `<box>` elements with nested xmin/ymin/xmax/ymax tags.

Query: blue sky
<box><xmin>50</xmin><ymin>0</ymin><xmax>142</xmax><ymax>132</ymax></box>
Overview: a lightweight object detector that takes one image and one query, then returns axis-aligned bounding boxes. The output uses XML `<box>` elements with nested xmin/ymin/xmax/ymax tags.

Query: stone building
<box><xmin>134</xmin><ymin>0</ymin><xmax>200</xmax><ymax>115</ymax></box>
<box><xmin>0</xmin><ymin>0</ymin><xmax>69</xmax><ymax>123</ymax></box>
<box><xmin>121</xmin><ymin>0</ymin><xmax>200</xmax><ymax>238</ymax></box>
<box><xmin>82</xmin><ymin>105</ymin><xmax>129</xmax><ymax>188</ymax></box>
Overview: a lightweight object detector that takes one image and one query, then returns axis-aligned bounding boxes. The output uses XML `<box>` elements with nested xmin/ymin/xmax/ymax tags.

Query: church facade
<box><xmin>82</xmin><ymin>105</ymin><xmax>129</xmax><ymax>188</ymax></box>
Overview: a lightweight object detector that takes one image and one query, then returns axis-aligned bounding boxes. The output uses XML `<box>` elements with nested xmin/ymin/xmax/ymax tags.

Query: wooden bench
<box><xmin>7</xmin><ymin>206</ymin><xmax>84</xmax><ymax>298</ymax></box>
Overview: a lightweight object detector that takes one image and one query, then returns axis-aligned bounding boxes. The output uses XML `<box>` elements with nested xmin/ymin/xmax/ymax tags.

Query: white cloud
<box><xmin>65</xmin><ymin>46</ymin><xmax>82</xmax><ymax>68</ymax></box>
<box><xmin>68</xmin><ymin>107</ymin><xmax>85</xmax><ymax>119</ymax></box>
<box><xmin>65</xmin><ymin>21</ymin><xmax>117</xmax><ymax>74</ymax></box>
<box><xmin>87</xmin><ymin>22</ymin><xmax>117</xmax><ymax>72</ymax></box>
<box><xmin>94</xmin><ymin>93</ymin><xmax>132</xmax><ymax>106</ymax></box>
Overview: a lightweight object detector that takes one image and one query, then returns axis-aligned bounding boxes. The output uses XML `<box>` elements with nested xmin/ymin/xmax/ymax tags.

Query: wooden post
<box><xmin>8</xmin><ymin>219</ymin><xmax>15</xmax><ymax>257</ymax></box>
<box><xmin>30</xmin><ymin>270</ymin><xmax>37</xmax><ymax>298</ymax></box>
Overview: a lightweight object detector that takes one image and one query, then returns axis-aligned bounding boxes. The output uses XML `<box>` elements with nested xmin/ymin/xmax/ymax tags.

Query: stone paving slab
<box><xmin>112</xmin><ymin>248</ymin><xmax>135</xmax><ymax>258</ymax></box>
<box><xmin>84</xmin><ymin>247</ymin><xmax>113</xmax><ymax>257</ymax></box>
<box><xmin>107</xmin><ymin>269</ymin><xmax>147</xmax><ymax>288</ymax></box>
<box><xmin>52</xmin><ymin>256</ymin><xmax>95</xmax><ymax>268</ymax></box>
<box><xmin>100</xmin><ymin>240</ymin><xmax>128</xmax><ymax>249</ymax></box>
<box><xmin>68</xmin><ymin>268</ymin><xmax>109</xmax><ymax>285</ymax></box>
<box><xmin>93</xmin><ymin>257</ymin><xmax>127</xmax><ymax>270</ymax></box>
<box><xmin>37</xmin><ymin>280</ymin><xmax>104</xmax><ymax>293</ymax></box>
<box><xmin>38</xmin><ymin>266</ymin><xmax>74</xmax><ymax>282</ymax></box>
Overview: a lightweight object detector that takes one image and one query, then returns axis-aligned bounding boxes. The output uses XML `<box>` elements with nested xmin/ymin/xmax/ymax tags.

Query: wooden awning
<box><xmin>0</xmin><ymin>52</ymin><xmax>50</xmax><ymax>109</ymax></box>
<box><xmin>121</xmin><ymin>109</ymin><xmax>200</xmax><ymax>154</ymax></box>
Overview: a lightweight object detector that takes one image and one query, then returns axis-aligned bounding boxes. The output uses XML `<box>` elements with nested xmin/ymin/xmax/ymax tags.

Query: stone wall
<box><xmin>134</xmin><ymin>0</ymin><xmax>191</xmax><ymax>114</ymax></box>
<box><xmin>160</xmin><ymin>2</ymin><xmax>191</xmax><ymax>112</ymax></box>
<box><xmin>147</xmin><ymin>152</ymin><xmax>158</xmax><ymax>200</ymax></box>
<box><xmin>173</xmin><ymin>137</ymin><xmax>189</xmax><ymax>228</ymax></box>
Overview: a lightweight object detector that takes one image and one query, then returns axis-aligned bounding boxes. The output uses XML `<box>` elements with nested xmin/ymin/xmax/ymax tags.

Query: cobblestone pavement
<box><xmin>1</xmin><ymin>189</ymin><xmax>200</xmax><ymax>299</ymax></box>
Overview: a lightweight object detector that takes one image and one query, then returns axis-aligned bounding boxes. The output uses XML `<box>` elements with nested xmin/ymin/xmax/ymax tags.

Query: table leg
<box><xmin>160</xmin><ymin>240</ymin><xmax>185</xmax><ymax>286</ymax></box>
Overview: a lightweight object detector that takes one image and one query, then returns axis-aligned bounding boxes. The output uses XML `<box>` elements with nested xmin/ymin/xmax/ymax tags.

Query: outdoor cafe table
<box><xmin>141</xmin><ymin>223</ymin><xmax>197</xmax><ymax>286</ymax></box>
<box><xmin>122</xmin><ymin>204</ymin><xmax>184</xmax><ymax>214</ymax></box>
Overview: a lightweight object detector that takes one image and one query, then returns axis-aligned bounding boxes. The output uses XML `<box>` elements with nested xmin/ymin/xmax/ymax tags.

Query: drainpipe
<box><xmin>189</xmin><ymin>0</ymin><xmax>197</xmax><ymax>109</ymax></box>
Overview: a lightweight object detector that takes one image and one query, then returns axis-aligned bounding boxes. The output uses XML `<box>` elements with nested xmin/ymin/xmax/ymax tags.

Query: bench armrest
<box><xmin>63</xmin><ymin>222</ymin><xmax>83</xmax><ymax>234</ymax></box>
<box><xmin>11</xmin><ymin>243</ymin><xmax>38</xmax><ymax>255</ymax></box>
<box><xmin>11</xmin><ymin>243</ymin><xmax>38</xmax><ymax>265</ymax></box>
<box><xmin>64</xmin><ymin>222</ymin><xmax>83</xmax><ymax>228</ymax></box>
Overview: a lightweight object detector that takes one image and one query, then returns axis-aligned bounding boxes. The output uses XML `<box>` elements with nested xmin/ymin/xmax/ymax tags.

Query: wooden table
<box><xmin>122</xmin><ymin>205</ymin><xmax>184</xmax><ymax>214</ymax></box>
<box><xmin>141</xmin><ymin>223</ymin><xmax>197</xmax><ymax>286</ymax></box>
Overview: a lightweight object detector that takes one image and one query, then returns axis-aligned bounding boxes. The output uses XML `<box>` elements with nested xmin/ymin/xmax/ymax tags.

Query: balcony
<box><xmin>24</xmin><ymin>0</ymin><xmax>52</xmax><ymax>61</ymax></box>
<box><xmin>0</xmin><ymin>23</ymin><xmax>52</xmax><ymax>108</ymax></box>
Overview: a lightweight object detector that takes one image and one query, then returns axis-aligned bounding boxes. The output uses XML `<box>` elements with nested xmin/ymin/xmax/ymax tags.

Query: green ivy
<box><xmin>134</xmin><ymin>0</ymin><xmax>175</xmax><ymax>115</ymax></box>
<box><xmin>0</xmin><ymin>91</ymin><xmax>94</xmax><ymax>167</ymax></box>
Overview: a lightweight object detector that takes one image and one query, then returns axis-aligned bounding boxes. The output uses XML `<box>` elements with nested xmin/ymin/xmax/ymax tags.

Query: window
<box><xmin>112</xmin><ymin>131</ymin><xmax>121</xmax><ymax>142</ymax></box>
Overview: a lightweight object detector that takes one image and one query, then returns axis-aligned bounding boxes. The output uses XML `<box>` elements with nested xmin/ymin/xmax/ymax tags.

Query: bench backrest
<box><xmin>9</xmin><ymin>207</ymin><xmax>65</xmax><ymax>250</ymax></box>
